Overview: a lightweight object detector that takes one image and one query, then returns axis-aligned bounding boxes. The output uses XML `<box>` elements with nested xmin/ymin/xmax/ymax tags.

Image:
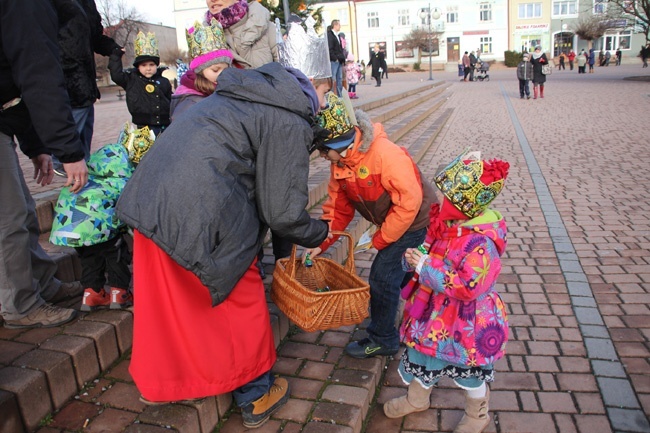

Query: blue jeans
<box><xmin>330</xmin><ymin>61</ymin><xmax>343</xmax><ymax>96</ymax></box>
<box><xmin>232</xmin><ymin>370</ymin><xmax>274</xmax><ymax>407</ymax></box>
<box><xmin>52</xmin><ymin>105</ymin><xmax>94</xmax><ymax>166</ymax></box>
<box><xmin>367</xmin><ymin>227</ymin><xmax>427</xmax><ymax>351</ymax></box>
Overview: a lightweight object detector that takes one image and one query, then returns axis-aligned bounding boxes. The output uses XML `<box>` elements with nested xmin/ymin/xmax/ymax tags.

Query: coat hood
<box><xmin>216</xmin><ymin>62</ymin><xmax>314</xmax><ymax>123</ymax></box>
<box><xmin>457</xmin><ymin>209</ymin><xmax>507</xmax><ymax>256</ymax></box>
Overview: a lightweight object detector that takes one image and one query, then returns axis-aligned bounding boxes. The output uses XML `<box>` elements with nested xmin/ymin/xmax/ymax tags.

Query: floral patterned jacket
<box><xmin>400</xmin><ymin>210</ymin><xmax>508</xmax><ymax>368</ymax></box>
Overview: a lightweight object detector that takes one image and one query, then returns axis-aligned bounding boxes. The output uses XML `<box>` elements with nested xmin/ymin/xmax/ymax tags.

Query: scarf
<box><xmin>174</xmin><ymin>70</ymin><xmax>210</xmax><ymax>97</ymax></box>
<box><xmin>532</xmin><ymin>50</ymin><xmax>543</xmax><ymax>60</ymax></box>
<box><xmin>206</xmin><ymin>0</ymin><xmax>248</xmax><ymax>29</ymax></box>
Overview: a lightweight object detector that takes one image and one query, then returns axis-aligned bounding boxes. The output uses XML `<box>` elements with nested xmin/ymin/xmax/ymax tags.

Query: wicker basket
<box><xmin>271</xmin><ymin>231</ymin><xmax>370</xmax><ymax>332</ymax></box>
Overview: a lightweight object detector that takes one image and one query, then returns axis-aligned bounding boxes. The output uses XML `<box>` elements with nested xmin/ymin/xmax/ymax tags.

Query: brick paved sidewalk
<box><xmin>5</xmin><ymin>65</ymin><xmax>650</xmax><ymax>432</ymax></box>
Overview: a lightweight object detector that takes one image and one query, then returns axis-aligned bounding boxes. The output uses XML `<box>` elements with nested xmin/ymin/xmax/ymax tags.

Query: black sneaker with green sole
<box><xmin>344</xmin><ymin>338</ymin><xmax>398</xmax><ymax>359</ymax></box>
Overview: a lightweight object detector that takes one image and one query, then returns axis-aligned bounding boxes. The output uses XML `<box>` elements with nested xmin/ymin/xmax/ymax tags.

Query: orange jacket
<box><xmin>319</xmin><ymin>111</ymin><xmax>436</xmax><ymax>252</ymax></box>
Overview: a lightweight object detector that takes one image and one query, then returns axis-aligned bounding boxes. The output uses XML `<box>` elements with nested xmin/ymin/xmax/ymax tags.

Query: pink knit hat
<box><xmin>190</xmin><ymin>49</ymin><xmax>233</xmax><ymax>73</ymax></box>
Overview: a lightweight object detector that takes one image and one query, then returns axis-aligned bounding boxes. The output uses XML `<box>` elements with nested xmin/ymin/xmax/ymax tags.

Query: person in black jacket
<box><xmin>368</xmin><ymin>44</ymin><xmax>385</xmax><ymax>87</ymax></box>
<box><xmin>327</xmin><ymin>20</ymin><xmax>346</xmax><ymax>96</ymax></box>
<box><xmin>50</xmin><ymin>0</ymin><xmax>120</xmax><ymax>173</ymax></box>
<box><xmin>109</xmin><ymin>31</ymin><xmax>172</xmax><ymax>136</ymax></box>
<box><xmin>0</xmin><ymin>0</ymin><xmax>88</xmax><ymax>329</ymax></box>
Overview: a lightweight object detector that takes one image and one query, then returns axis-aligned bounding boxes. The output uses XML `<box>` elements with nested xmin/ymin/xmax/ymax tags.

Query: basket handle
<box><xmin>285</xmin><ymin>230</ymin><xmax>357</xmax><ymax>277</ymax></box>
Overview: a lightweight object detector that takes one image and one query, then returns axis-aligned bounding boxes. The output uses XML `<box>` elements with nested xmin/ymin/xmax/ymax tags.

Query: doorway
<box><xmin>447</xmin><ymin>37</ymin><xmax>460</xmax><ymax>62</ymax></box>
<box><xmin>554</xmin><ymin>32</ymin><xmax>573</xmax><ymax>56</ymax></box>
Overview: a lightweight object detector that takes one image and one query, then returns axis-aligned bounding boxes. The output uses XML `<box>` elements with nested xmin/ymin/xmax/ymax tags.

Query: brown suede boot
<box><xmin>383</xmin><ymin>380</ymin><xmax>432</xmax><ymax>419</ymax></box>
<box><xmin>454</xmin><ymin>387</ymin><xmax>490</xmax><ymax>433</ymax></box>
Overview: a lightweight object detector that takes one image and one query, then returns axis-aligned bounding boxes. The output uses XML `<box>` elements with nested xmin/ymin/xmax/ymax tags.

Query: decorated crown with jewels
<box><xmin>134</xmin><ymin>31</ymin><xmax>159</xmax><ymax>58</ymax></box>
<box><xmin>434</xmin><ymin>149</ymin><xmax>509</xmax><ymax>218</ymax></box>
<box><xmin>118</xmin><ymin>122</ymin><xmax>156</xmax><ymax>165</ymax></box>
<box><xmin>186</xmin><ymin>19</ymin><xmax>228</xmax><ymax>60</ymax></box>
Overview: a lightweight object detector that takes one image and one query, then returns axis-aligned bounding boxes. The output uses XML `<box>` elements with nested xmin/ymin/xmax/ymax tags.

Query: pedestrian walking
<box><xmin>369</xmin><ymin>44</ymin><xmax>384</xmax><ymax>87</ymax></box>
<box><xmin>517</xmin><ymin>53</ymin><xmax>533</xmax><ymax>99</ymax></box>
<box><xmin>558</xmin><ymin>51</ymin><xmax>566</xmax><ymax>70</ymax></box>
<box><xmin>604</xmin><ymin>50</ymin><xmax>611</xmax><ymax>66</ymax></box>
<box><xmin>383</xmin><ymin>150</ymin><xmax>510</xmax><ymax>433</ymax></box>
<box><xmin>567</xmin><ymin>49</ymin><xmax>576</xmax><ymax>70</ymax></box>
<box><xmin>304</xmin><ymin>93</ymin><xmax>437</xmax><ymax>360</ymax></box>
<box><xmin>588</xmin><ymin>48</ymin><xmax>596</xmax><ymax>73</ymax></box>
<box><xmin>469</xmin><ymin>51</ymin><xmax>477</xmax><ymax>81</ymax></box>
<box><xmin>615</xmin><ymin>47</ymin><xmax>622</xmax><ymax>66</ymax></box>
<box><xmin>462</xmin><ymin>51</ymin><xmax>471</xmax><ymax>82</ymax></box>
<box><xmin>530</xmin><ymin>46</ymin><xmax>548</xmax><ymax>99</ymax></box>
<box><xmin>345</xmin><ymin>53</ymin><xmax>360</xmax><ymax>98</ymax></box>
<box><xmin>577</xmin><ymin>49</ymin><xmax>587</xmax><ymax>73</ymax></box>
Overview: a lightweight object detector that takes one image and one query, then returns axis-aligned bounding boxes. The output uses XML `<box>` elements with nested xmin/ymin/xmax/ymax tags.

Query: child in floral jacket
<box><xmin>384</xmin><ymin>150</ymin><xmax>510</xmax><ymax>433</ymax></box>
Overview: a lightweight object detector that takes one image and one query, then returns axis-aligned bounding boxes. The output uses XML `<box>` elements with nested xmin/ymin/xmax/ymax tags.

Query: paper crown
<box><xmin>117</xmin><ymin>122</ymin><xmax>156</xmax><ymax>165</ymax></box>
<box><xmin>186</xmin><ymin>19</ymin><xmax>233</xmax><ymax>72</ymax></box>
<box><xmin>317</xmin><ymin>92</ymin><xmax>356</xmax><ymax>150</ymax></box>
<box><xmin>134</xmin><ymin>31</ymin><xmax>160</xmax><ymax>65</ymax></box>
<box><xmin>434</xmin><ymin>149</ymin><xmax>509</xmax><ymax>218</ymax></box>
<box><xmin>277</xmin><ymin>16</ymin><xmax>331</xmax><ymax>79</ymax></box>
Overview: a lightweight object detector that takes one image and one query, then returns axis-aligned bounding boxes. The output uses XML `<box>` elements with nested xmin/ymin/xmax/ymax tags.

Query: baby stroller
<box><xmin>475</xmin><ymin>61</ymin><xmax>490</xmax><ymax>81</ymax></box>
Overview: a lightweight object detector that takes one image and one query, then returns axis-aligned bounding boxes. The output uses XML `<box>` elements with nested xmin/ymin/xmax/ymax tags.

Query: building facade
<box><xmin>169</xmin><ymin>0</ymin><xmax>646</xmax><ymax>66</ymax></box>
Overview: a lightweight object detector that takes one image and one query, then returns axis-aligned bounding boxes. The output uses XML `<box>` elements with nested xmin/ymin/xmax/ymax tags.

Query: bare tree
<box><xmin>401</xmin><ymin>28</ymin><xmax>443</xmax><ymax>64</ymax></box>
<box><xmin>160</xmin><ymin>47</ymin><xmax>189</xmax><ymax>67</ymax></box>
<box><xmin>607</xmin><ymin>0</ymin><xmax>650</xmax><ymax>43</ymax></box>
<box><xmin>572</xmin><ymin>15</ymin><xmax>613</xmax><ymax>50</ymax></box>
<box><xmin>259</xmin><ymin>0</ymin><xmax>324</xmax><ymax>32</ymax></box>
<box><xmin>96</xmin><ymin>0</ymin><xmax>144</xmax><ymax>47</ymax></box>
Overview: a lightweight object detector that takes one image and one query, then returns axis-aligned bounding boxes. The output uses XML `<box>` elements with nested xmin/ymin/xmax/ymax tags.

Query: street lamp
<box><xmin>419</xmin><ymin>4</ymin><xmax>441</xmax><ymax>81</ymax></box>
<box><xmin>390</xmin><ymin>25</ymin><xmax>394</xmax><ymax>66</ymax></box>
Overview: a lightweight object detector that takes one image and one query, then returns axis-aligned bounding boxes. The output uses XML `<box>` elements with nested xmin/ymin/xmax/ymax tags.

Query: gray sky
<box><xmin>123</xmin><ymin>0</ymin><xmax>176</xmax><ymax>27</ymax></box>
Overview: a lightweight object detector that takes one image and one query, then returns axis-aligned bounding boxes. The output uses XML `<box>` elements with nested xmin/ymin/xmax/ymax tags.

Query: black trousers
<box><xmin>75</xmin><ymin>235</ymin><xmax>131</xmax><ymax>291</ymax></box>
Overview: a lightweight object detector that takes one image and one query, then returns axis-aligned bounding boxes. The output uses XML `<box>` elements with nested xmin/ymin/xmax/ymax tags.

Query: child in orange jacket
<box><xmin>304</xmin><ymin>92</ymin><xmax>437</xmax><ymax>359</ymax></box>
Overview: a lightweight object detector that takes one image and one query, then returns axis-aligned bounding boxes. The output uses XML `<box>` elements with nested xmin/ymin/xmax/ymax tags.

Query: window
<box><xmin>398</xmin><ymin>9</ymin><xmax>410</xmax><ymax>26</ymax></box>
<box><xmin>367</xmin><ymin>11</ymin><xmax>379</xmax><ymax>28</ymax></box>
<box><xmin>447</xmin><ymin>6</ymin><xmax>459</xmax><ymax>23</ymax></box>
<box><xmin>480</xmin><ymin>36</ymin><xmax>493</xmax><ymax>54</ymax></box>
<box><xmin>519</xmin><ymin>3</ymin><xmax>542</xmax><ymax>18</ymax></box>
<box><xmin>594</xmin><ymin>0</ymin><xmax>607</xmax><ymax>14</ymax></box>
<box><xmin>553</xmin><ymin>1</ymin><xmax>577</xmax><ymax>16</ymax></box>
<box><xmin>603</xmin><ymin>31</ymin><xmax>632</xmax><ymax>50</ymax></box>
<box><xmin>479</xmin><ymin>3</ymin><xmax>492</xmax><ymax>22</ymax></box>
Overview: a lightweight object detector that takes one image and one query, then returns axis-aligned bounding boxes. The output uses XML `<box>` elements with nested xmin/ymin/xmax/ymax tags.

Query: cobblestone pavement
<box><xmin>12</xmin><ymin>64</ymin><xmax>650</xmax><ymax>432</ymax></box>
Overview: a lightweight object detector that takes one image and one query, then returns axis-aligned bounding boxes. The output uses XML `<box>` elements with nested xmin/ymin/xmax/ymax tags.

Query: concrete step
<box><xmin>0</xmin><ymin>84</ymin><xmax>453</xmax><ymax>433</ymax></box>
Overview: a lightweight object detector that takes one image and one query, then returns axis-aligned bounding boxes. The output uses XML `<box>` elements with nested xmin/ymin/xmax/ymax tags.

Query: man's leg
<box><xmin>336</xmin><ymin>63</ymin><xmax>343</xmax><ymax>96</ymax></box>
<box><xmin>72</xmin><ymin>105</ymin><xmax>94</xmax><ymax>160</ymax></box>
<box><xmin>234</xmin><ymin>371</ymin><xmax>290</xmax><ymax>428</ymax></box>
<box><xmin>0</xmin><ymin>134</ymin><xmax>57</xmax><ymax>320</ymax></box>
<box><xmin>345</xmin><ymin>228</ymin><xmax>426</xmax><ymax>358</ymax></box>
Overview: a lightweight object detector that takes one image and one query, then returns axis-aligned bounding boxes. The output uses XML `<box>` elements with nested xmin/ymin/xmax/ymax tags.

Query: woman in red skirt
<box><xmin>116</xmin><ymin>62</ymin><xmax>332</xmax><ymax>428</ymax></box>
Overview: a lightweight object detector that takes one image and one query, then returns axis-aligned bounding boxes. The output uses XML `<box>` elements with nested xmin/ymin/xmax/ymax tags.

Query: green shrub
<box><xmin>413</xmin><ymin>62</ymin><xmax>421</xmax><ymax>71</ymax></box>
<box><xmin>504</xmin><ymin>50</ymin><xmax>522</xmax><ymax>67</ymax></box>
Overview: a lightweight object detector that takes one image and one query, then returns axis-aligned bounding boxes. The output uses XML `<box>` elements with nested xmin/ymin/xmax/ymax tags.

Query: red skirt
<box><xmin>129</xmin><ymin>231</ymin><xmax>276</xmax><ymax>402</ymax></box>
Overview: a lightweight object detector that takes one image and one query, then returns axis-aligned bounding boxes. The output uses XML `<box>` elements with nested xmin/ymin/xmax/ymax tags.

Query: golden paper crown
<box><xmin>434</xmin><ymin>150</ymin><xmax>507</xmax><ymax>218</ymax></box>
<box><xmin>134</xmin><ymin>31</ymin><xmax>159</xmax><ymax>58</ymax></box>
<box><xmin>118</xmin><ymin>122</ymin><xmax>156</xmax><ymax>164</ymax></box>
<box><xmin>317</xmin><ymin>92</ymin><xmax>356</xmax><ymax>149</ymax></box>
<box><xmin>186</xmin><ymin>19</ymin><xmax>228</xmax><ymax>60</ymax></box>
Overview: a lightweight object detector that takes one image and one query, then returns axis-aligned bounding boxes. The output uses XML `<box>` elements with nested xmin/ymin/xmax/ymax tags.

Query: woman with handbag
<box><xmin>530</xmin><ymin>46</ymin><xmax>548</xmax><ymax>99</ymax></box>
